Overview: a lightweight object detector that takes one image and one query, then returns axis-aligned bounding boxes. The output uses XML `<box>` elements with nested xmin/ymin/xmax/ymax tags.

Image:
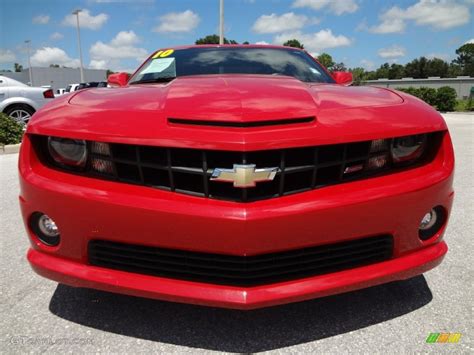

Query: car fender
<box><xmin>0</xmin><ymin>96</ymin><xmax>41</xmax><ymax>113</ymax></box>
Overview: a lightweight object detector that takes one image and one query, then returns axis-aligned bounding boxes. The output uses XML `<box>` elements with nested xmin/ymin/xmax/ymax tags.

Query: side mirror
<box><xmin>108</xmin><ymin>72</ymin><xmax>130</xmax><ymax>87</ymax></box>
<box><xmin>332</xmin><ymin>71</ymin><xmax>353</xmax><ymax>86</ymax></box>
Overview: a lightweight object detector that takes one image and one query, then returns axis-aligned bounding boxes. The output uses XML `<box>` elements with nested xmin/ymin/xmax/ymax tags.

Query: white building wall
<box><xmin>365</xmin><ymin>77</ymin><xmax>474</xmax><ymax>99</ymax></box>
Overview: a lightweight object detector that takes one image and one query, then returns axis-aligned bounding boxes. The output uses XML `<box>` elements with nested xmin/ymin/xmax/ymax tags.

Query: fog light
<box><xmin>30</xmin><ymin>212</ymin><xmax>60</xmax><ymax>246</ymax></box>
<box><xmin>420</xmin><ymin>211</ymin><xmax>437</xmax><ymax>230</ymax></box>
<box><xmin>419</xmin><ymin>206</ymin><xmax>446</xmax><ymax>241</ymax></box>
<box><xmin>38</xmin><ymin>214</ymin><xmax>59</xmax><ymax>237</ymax></box>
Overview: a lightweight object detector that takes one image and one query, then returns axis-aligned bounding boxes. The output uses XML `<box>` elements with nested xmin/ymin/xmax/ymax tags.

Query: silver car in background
<box><xmin>0</xmin><ymin>75</ymin><xmax>55</xmax><ymax>125</ymax></box>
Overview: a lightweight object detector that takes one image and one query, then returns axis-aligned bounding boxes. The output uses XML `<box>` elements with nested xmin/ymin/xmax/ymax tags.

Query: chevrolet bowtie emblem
<box><xmin>210</xmin><ymin>164</ymin><xmax>279</xmax><ymax>188</ymax></box>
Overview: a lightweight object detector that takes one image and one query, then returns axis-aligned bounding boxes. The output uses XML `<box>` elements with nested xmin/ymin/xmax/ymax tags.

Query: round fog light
<box><xmin>419</xmin><ymin>206</ymin><xmax>446</xmax><ymax>241</ymax></box>
<box><xmin>38</xmin><ymin>214</ymin><xmax>59</xmax><ymax>237</ymax></box>
<box><xmin>420</xmin><ymin>210</ymin><xmax>437</xmax><ymax>231</ymax></box>
<box><xmin>30</xmin><ymin>212</ymin><xmax>60</xmax><ymax>246</ymax></box>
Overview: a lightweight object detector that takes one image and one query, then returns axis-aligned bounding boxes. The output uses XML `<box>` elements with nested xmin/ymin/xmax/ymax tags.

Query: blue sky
<box><xmin>1</xmin><ymin>0</ymin><xmax>473</xmax><ymax>72</ymax></box>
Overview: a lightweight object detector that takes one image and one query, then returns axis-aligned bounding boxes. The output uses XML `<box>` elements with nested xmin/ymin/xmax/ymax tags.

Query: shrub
<box><xmin>398</xmin><ymin>86</ymin><xmax>458</xmax><ymax>111</ymax></box>
<box><xmin>398</xmin><ymin>87</ymin><xmax>419</xmax><ymax>96</ymax></box>
<box><xmin>435</xmin><ymin>86</ymin><xmax>457</xmax><ymax>112</ymax></box>
<box><xmin>0</xmin><ymin>113</ymin><xmax>24</xmax><ymax>145</ymax></box>
<box><xmin>417</xmin><ymin>87</ymin><xmax>437</xmax><ymax>106</ymax></box>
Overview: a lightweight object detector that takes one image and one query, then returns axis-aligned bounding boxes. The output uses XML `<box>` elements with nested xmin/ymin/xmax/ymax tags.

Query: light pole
<box><xmin>25</xmin><ymin>40</ymin><xmax>33</xmax><ymax>86</ymax></box>
<box><xmin>219</xmin><ymin>0</ymin><xmax>224</xmax><ymax>45</ymax></box>
<box><xmin>72</xmin><ymin>9</ymin><xmax>85</xmax><ymax>83</ymax></box>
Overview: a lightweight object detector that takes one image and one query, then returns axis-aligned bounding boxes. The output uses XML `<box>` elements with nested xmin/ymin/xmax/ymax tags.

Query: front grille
<box><xmin>32</xmin><ymin>132</ymin><xmax>441</xmax><ymax>202</ymax></box>
<box><xmin>89</xmin><ymin>235</ymin><xmax>393</xmax><ymax>286</ymax></box>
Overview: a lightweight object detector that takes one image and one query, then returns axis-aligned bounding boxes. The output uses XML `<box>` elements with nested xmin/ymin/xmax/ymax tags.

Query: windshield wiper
<box><xmin>129</xmin><ymin>77</ymin><xmax>176</xmax><ymax>85</ymax></box>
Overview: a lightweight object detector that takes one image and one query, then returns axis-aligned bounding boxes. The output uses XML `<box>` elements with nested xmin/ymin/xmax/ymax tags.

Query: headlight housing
<box><xmin>391</xmin><ymin>134</ymin><xmax>427</xmax><ymax>164</ymax></box>
<box><xmin>48</xmin><ymin>137</ymin><xmax>87</xmax><ymax>169</ymax></box>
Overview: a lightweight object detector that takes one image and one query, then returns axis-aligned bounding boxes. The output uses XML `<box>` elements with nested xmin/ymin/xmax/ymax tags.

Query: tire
<box><xmin>4</xmin><ymin>104</ymin><xmax>35</xmax><ymax>125</ymax></box>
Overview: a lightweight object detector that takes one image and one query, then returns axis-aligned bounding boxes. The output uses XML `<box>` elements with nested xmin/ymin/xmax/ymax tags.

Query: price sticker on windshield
<box><xmin>153</xmin><ymin>49</ymin><xmax>175</xmax><ymax>59</ymax></box>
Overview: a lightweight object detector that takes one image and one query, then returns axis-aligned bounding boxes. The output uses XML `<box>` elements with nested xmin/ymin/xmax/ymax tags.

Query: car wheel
<box><xmin>4</xmin><ymin>104</ymin><xmax>35</xmax><ymax>125</ymax></box>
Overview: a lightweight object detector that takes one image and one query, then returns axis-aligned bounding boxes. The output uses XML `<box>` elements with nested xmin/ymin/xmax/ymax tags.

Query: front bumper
<box><xmin>19</xmin><ymin>133</ymin><xmax>454</xmax><ymax>309</ymax></box>
<box><xmin>28</xmin><ymin>241</ymin><xmax>447</xmax><ymax>310</ymax></box>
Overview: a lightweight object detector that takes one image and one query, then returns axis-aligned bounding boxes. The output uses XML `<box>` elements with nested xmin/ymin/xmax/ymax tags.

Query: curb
<box><xmin>441</xmin><ymin>111</ymin><xmax>474</xmax><ymax>115</ymax></box>
<box><xmin>0</xmin><ymin>143</ymin><xmax>21</xmax><ymax>155</ymax></box>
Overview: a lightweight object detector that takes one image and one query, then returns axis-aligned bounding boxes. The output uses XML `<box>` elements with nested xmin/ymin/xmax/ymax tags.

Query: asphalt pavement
<box><xmin>1</xmin><ymin>113</ymin><xmax>472</xmax><ymax>354</ymax></box>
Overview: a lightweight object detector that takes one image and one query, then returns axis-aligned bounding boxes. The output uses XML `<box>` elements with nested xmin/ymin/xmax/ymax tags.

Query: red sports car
<box><xmin>19</xmin><ymin>45</ymin><xmax>454</xmax><ymax>309</ymax></box>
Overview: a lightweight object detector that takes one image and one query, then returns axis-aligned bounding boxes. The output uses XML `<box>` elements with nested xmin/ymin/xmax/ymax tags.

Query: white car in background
<box><xmin>0</xmin><ymin>75</ymin><xmax>55</xmax><ymax>125</ymax></box>
<box><xmin>65</xmin><ymin>83</ymin><xmax>80</xmax><ymax>93</ymax></box>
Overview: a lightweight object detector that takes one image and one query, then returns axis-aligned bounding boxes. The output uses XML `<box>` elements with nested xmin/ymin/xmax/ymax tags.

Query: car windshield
<box><xmin>129</xmin><ymin>47</ymin><xmax>334</xmax><ymax>85</ymax></box>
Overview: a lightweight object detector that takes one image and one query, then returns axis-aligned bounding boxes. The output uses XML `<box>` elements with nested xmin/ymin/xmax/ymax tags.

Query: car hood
<box><xmin>28</xmin><ymin>74</ymin><xmax>445</xmax><ymax>150</ymax></box>
<box><xmin>68</xmin><ymin>75</ymin><xmax>404</xmax><ymax>123</ymax></box>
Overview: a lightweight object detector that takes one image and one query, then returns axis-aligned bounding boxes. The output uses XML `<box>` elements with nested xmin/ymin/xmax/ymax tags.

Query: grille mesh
<box><xmin>89</xmin><ymin>235</ymin><xmax>394</xmax><ymax>286</ymax></box>
<box><xmin>32</xmin><ymin>132</ymin><xmax>441</xmax><ymax>202</ymax></box>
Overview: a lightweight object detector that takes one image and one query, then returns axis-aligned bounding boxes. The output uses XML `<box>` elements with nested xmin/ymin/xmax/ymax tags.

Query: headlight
<box><xmin>391</xmin><ymin>134</ymin><xmax>427</xmax><ymax>164</ymax></box>
<box><xmin>48</xmin><ymin>137</ymin><xmax>87</xmax><ymax>168</ymax></box>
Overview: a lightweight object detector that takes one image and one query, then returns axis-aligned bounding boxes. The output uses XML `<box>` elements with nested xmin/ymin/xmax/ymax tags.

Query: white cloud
<box><xmin>274</xmin><ymin>29</ymin><xmax>351</xmax><ymax>52</ymax></box>
<box><xmin>153</xmin><ymin>10</ymin><xmax>200</xmax><ymax>33</ymax></box>
<box><xmin>369</xmin><ymin>7</ymin><xmax>406</xmax><ymax>34</ymax></box>
<box><xmin>378</xmin><ymin>45</ymin><xmax>406</xmax><ymax>59</ymax></box>
<box><xmin>62</xmin><ymin>9</ymin><xmax>109</xmax><ymax>30</ymax></box>
<box><xmin>370</xmin><ymin>0</ymin><xmax>471</xmax><ymax>34</ymax></box>
<box><xmin>252</xmin><ymin>12</ymin><xmax>318</xmax><ymax>34</ymax></box>
<box><xmin>292</xmin><ymin>0</ymin><xmax>358</xmax><ymax>15</ymax></box>
<box><xmin>465</xmin><ymin>38</ymin><xmax>474</xmax><ymax>44</ymax></box>
<box><xmin>89</xmin><ymin>30</ymin><xmax>148</xmax><ymax>69</ymax></box>
<box><xmin>31</xmin><ymin>47</ymin><xmax>79</xmax><ymax>67</ymax></box>
<box><xmin>255</xmin><ymin>41</ymin><xmax>270</xmax><ymax>45</ymax></box>
<box><xmin>33</xmin><ymin>15</ymin><xmax>50</xmax><ymax>25</ymax></box>
<box><xmin>50</xmin><ymin>32</ymin><xmax>64</xmax><ymax>40</ymax></box>
<box><xmin>0</xmin><ymin>49</ymin><xmax>16</xmax><ymax>63</ymax></box>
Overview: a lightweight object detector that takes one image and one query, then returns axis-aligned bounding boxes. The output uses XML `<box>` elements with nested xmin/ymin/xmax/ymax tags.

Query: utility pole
<box><xmin>25</xmin><ymin>40</ymin><xmax>33</xmax><ymax>86</ymax></box>
<box><xmin>219</xmin><ymin>0</ymin><xmax>224</xmax><ymax>45</ymax></box>
<box><xmin>72</xmin><ymin>9</ymin><xmax>85</xmax><ymax>83</ymax></box>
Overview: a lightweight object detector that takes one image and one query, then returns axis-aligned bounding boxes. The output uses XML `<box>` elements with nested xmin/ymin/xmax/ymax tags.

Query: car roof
<box><xmin>155</xmin><ymin>44</ymin><xmax>304</xmax><ymax>51</ymax></box>
<box><xmin>0</xmin><ymin>75</ymin><xmax>27</xmax><ymax>87</ymax></box>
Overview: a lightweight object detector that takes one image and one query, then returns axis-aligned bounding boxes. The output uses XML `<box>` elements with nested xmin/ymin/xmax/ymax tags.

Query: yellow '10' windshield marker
<box><xmin>153</xmin><ymin>49</ymin><xmax>174</xmax><ymax>59</ymax></box>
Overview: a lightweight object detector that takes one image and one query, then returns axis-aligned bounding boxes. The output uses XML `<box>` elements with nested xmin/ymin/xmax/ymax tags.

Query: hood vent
<box><xmin>168</xmin><ymin>116</ymin><xmax>315</xmax><ymax>128</ymax></box>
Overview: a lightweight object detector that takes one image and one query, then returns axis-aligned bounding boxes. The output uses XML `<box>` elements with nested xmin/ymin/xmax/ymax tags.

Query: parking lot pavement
<box><xmin>1</xmin><ymin>113</ymin><xmax>472</xmax><ymax>354</ymax></box>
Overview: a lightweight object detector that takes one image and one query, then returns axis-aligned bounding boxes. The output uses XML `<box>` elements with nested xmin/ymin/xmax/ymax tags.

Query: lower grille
<box><xmin>88</xmin><ymin>235</ymin><xmax>393</xmax><ymax>286</ymax></box>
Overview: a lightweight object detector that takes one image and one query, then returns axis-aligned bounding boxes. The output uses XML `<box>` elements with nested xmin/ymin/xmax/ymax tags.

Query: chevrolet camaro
<box><xmin>19</xmin><ymin>45</ymin><xmax>454</xmax><ymax>309</ymax></box>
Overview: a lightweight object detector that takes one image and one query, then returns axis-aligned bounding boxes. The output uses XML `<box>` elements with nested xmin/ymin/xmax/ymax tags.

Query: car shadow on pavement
<box><xmin>49</xmin><ymin>276</ymin><xmax>432</xmax><ymax>352</ymax></box>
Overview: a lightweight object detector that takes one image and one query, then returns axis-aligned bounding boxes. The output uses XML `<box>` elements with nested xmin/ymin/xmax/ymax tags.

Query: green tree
<box><xmin>332</xmin><ymin>62</ymin><xmax>347</xmax><ymax>72</ymax></box>
<box><xmin>317</xmin><ymin>53</ymin><xmax>334</xmax><ymax>69</ymax></box>
<box><xmin>405</xmin><ymin>57</ymin><xmax>428</xmax><ymax>78</ymax></box>
<box><xmin>388</xmin><ymin>63</ymin><xmax>405</xmax><ymax>79</ymax></box>
<box><xmin>448</xmin><ymin>63</ymin><xmax>463</xmax><ymax>77</ymax></box>
<box><xmin>453</xmin><ymin>43</ymin><xmax>474</xmax><ymax>76</ymax></box>
<box><xmin>374</xmin><ymin>63</ymin><xmax>390</xmax><ymax>79</ymax></box>
<box><xmin>106</xmin><ymin>69</ymin><xmax>115</xmax><ymax>77</ymax></box>
<box><xmin>350</xmin><ymin>67</ymin><xmax>368</xmax><ymax>85</ymax></box>
<box><xmin>282</xmin><ymin>39</ymin><xmax>304</xmax><ymax>49</ymax></box>
<box><xmin>49</xmin><ymin>64</ymin><xmax>60</xmax><ymax>68</ymax></box>
<box><xmin>14</xmin><ymin>63</ymin><xmax>23</xmax><ymax>72</ymax></box>
<box><xmin>425</xmin><ymin>58</ymin><xmax>449</xmax><ymax>78</ymax></box>
<box><xmin>195</xmin><ymin>34</ymin><xmax>238</xmax><ymax>45</ymax></box>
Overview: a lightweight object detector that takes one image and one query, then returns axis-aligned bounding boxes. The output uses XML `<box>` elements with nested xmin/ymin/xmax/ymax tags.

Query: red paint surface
<box><xmin>19</xmin><ymin>45</ymin><xmax>455</xmax><ymax>309</ymax></box>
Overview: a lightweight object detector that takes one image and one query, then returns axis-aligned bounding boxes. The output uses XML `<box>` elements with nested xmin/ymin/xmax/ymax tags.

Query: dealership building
<box><xmin>1</xmin><ymin>67</ymin><xmax>107</xmax><ymax>92</ymax></box>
